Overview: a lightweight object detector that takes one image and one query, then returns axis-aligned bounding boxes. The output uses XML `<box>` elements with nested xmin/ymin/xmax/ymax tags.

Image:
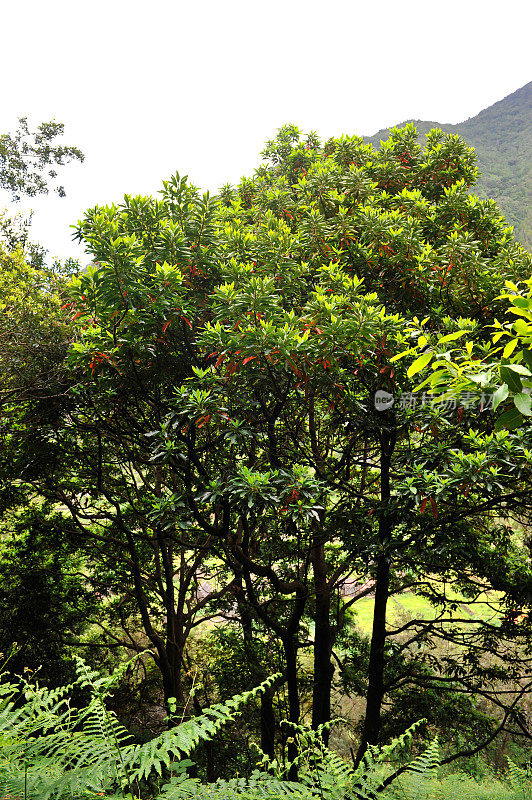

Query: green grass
<box><xmin>352</xmin><ymin>592</ymin><xmax>440</xmax><ymax>633</ymax></box>
<box><xmin>352</xmin><ymin>591</ymin><xmax>501</xmax><ymax>635</ymax></box>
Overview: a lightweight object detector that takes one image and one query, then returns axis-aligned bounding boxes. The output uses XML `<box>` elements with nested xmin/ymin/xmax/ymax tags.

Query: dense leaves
<box><xmin>366</xmin><ymin>81</ymin><xmax>532</xmax><ymax>251</ymax></box>
<box><xmin>1</xmin><ymin>123</ymin><xmax>531</xmax><ymax>788</ymax></box>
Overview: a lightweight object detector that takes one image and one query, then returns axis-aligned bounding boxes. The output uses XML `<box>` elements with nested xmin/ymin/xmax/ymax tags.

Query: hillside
<box><xmin>366</xmin><ymin>82</ymin><xmax>532</xmax><ymax>250</ymax></box>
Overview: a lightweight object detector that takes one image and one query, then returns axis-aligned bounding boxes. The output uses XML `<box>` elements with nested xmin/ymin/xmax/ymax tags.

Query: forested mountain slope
<box><xmin>366</xmin><ymin>81</ymin><xmax>532</xmax><ymax>250</ymax></box>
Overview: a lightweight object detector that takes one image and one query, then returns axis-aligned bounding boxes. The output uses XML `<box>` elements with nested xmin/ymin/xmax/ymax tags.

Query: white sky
<box><xmin>1</xmin><ymin>0</ymin><xmax>530</xmax><ymax>263</ymax></box>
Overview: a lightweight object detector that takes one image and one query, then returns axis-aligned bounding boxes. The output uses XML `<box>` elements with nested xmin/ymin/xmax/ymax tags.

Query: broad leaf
<box><xmin>407</xmin><ymin>351</ymin><xmax>433</xmax><ymax>378</ymax></box>
<box><xmin>495</xmin><ymin>406</ymin><xmax>523</xmax><ymax>431</ymax></box>
<box><xmin>514</xmin><ymin>393</ymin><xmax>532</xmax><ymax>416</ymax></box>
<box><xmin>492</xmin><ymin>384</ymin><xmax>509</xmax><ymax>411</ymax></box>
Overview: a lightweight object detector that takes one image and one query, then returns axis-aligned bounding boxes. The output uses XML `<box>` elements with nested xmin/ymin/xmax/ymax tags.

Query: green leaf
<box><xmin>513</xmin><ymin>318</ymin><xmax>532</xmax><ymax>336</ymax></box>
<box><xmin>492</xmin><ymin>384</ymin><xmax>509</xmax><ymax>411</ymax></box>
<box><xmin>514</xmin><ymin>393</ymin><xmax>532</xmax><ymax>416</ymax></box>
<box><xmin>438</xmin><ymin>330</ymin><xmax>468</xmax><ymax>344</ymax></box>
<box><xmin>500</xmin><ymin>366</ymin><xmax>523</xmax><ymax>393</ymax></box>
<box><xmin>469</xmin><ymin>372</ymin><xmax>490</xmax><ymax>386</ymax></box>
<box><xmin>504</xmin><ymin>281</ymin><xmax>520</xmax><ymax>293</ymax></box>
<box><xmin>414</xmin><ymin>369</ymin><xmax>447</xmax><ymax>392</ymax></box>
<box><xmin>508</xmin><ymin>307</ymin><xmax>532</xmax><ymax>319</ymax></box>
<box><xmin>503</xmin><ymin>339</ymin><xmax>519</xmax><ymax>359</ymax></box>
<box><xmin>495</xmin><ymin>406</ymin><xmax>523</xmax><ymax>431</ymax></box>
<box><xmin>522</xmin><ymin>349</ymin><xmax>532</xmax><ymax>371</ymax></box>
<box><xmin>510</xmin><ymin>296</ymin><xmax>532</xmax><ymax>309</ymax></box>
<box><xmin>503</xmin><ymin>363</ymin><xmax>532</xmax><ymax>375</ymax></box>
<box><xmin>407</xmin><ymin>351</ymin><xmax>433</xmax><ymax>378</ymax></box>
<box><xmin>390</xmin><ymin>348</ymin><xmax>412</xmax><ymax>363</ymax></box>
<box><xmin>413</xmin><ymin>375</ymin><xmax>433</xmax><ymax>392</ymax></box>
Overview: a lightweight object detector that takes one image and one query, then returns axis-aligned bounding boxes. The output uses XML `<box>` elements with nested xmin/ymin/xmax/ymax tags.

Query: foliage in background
<box><xmin>0</xmin><ymin>239</ymin><xmax>73</xmax><ymax>406</ymax></box>
<box><xmin>366</xmin><ymin>81</ymin><xmax>532</xmax><ymax>250</ymax></box>
<box><xmin>0</xmin><ymin>504</ymin><xmax>92</xmax><ymax>687</ymax></box>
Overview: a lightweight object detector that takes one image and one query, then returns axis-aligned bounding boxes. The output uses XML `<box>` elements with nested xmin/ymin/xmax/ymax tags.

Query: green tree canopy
<box><xmin>3</xmin><ymin>123</ymin><xmax>532</xmax><ymax>775</ymax></box>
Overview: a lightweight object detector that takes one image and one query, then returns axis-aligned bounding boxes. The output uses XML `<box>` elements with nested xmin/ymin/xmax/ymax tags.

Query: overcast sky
<box><xmin>1</xmin><ymin>0</ymin><xmax>530</xmax><ymax>262</ymax></box>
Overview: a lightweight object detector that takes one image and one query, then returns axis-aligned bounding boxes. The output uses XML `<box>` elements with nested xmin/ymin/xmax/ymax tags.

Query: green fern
<box><xmin>507</xmin><ymin>757</ymin><xmax>532</xmax><ymax>799</ymax></box>
<box><xmin>123</xmin><ymin>677</ymin><xmax>281</xmax><ymax>786</ymax></box>
<box><xmin>405</xmin><ymin>736</ymin><xmax>439</xmax><ymax>778</ymax></box>
<box><xmin>348</xmin><ymin>725</ymin><xmax>430</xmax><ymax>800</ymax></box>
<box><xmin>155</xmin><ymin>773</ymin><xmax>318</xmax><ymax>798</ymax></box>
<box><xmin>395</xmin><ymin>736</ymin><xmax>440</xmax><ymax>799</ymax></box>
<box><xmin>250</xmin><ymin>719</ymin><xmax>433</xmax><ymax>800</ymax></box>
<box><xmin>1</xmin><ymin>664</ymin><xmax>526</xmax><ymax>800</ymax></box>
<box><xmin>387</xmin><ymin>771</ymin><xmax>532</xmax><ymax>800</ymax></box>
<box><xmin>0</xmin><ymin>658</ymin><xmax>280</xmax><ymax>799</ymax></box>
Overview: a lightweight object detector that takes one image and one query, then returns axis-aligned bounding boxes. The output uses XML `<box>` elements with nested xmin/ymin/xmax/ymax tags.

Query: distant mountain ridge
<box><xmin>366</xmin><ymin>82</ymin><xmax>532</xmax><ymax>250</ymax></box>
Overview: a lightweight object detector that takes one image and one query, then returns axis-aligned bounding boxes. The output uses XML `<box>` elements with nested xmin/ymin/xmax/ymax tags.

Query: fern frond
<box><xmin>123</xmin><ymin>673</ymin><xmax>280</xmax><ymax>784</ymax></box>
<box><xmin>376</xmin><ymin>718</ymin><xmax>427</xmax><ymax>762</ymax></box>
<box><xmin>507</xmin><ymin>757</ymin><xmax>531</xmax><ymax>789</ymax></box>
<box><xmin>156</xmin><ymin>774</ymin><xmax>317</xmax><ymax>799</ymax></box>
<box><xmin>406</xmin><ymin>736</ymin><xmax>439</xmax><ymax>778</ymax></box>
<box><xmin>0</xmin><ymin>661</ymin><xmax>282</xmax><ymax>799</ymax></box>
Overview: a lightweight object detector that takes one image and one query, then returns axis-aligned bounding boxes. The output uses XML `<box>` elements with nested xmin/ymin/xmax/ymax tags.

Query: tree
<box><xmin>0</xmin><ymin>238</ymin><xmax>91</xmax><ymax>687</ymax></box>
<box><xmin>190</xmin><ymin>124</ymin><xmax>532</xmax><ymax>764</ymax></box>
<box><xmin>0</xmin><ymin>117</ymin><xmax>84</xmax><ymax>201</ymax></box>
<box><xmin>4</xmin><ymin>124</ymin><xmax>532</xmax><ymax>776</ymax></box>
<box><xmin>3</xmin><ymin>181</ymin><xmax>236</xmax><ymax>714</ymax></box>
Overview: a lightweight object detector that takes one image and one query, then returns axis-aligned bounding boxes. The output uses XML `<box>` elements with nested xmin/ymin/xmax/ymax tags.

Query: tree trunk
<box><xmin>358</xmin><ymin>552</ymin><xmax>390</xmax><ymax>751</ymax></box>
<box><xmin>165</xmin><ymin>605</ymin><xmax>186</xmax><ymax>705</ymax></box>
<box><xmin>311</xmin><ymin>540</ymin><xmax>334</xmax><ymax>743</ymax></box>
<box><xmin>260</xmin><ymin>685</ymin><xmax>276</xmax><ymax>759</ymax></box>
<box><xmin>283</xmin><ymin>634</ymin><xmax>300</xmax><ymax>781</ymax></box>
<box><xmin>160</xmin><ymin>651</ymin><xmax>184</xmax><ymax>714</ymax></box>
<box><xmin>233</xmin><ymin>569</ymin><xmax>277</xmax><ymax>758</ymax></box>
<box><xmin>354</xmin><ymin>424</ymin><xmax>395</xmax><ymax>766</ymax></box>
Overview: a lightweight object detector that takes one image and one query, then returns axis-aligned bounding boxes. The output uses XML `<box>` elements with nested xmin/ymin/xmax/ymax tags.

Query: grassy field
<box><xmin>351</xmin><ymin>590</ymin><xmax>501</xmax><ymax>634</ymax></box>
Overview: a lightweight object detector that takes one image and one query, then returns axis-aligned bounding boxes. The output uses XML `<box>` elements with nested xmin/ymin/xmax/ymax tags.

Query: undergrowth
<box><xmin>0</xmin><ymin>658</ymin><xmax>529</xmax><ymax>799</ymax></box>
